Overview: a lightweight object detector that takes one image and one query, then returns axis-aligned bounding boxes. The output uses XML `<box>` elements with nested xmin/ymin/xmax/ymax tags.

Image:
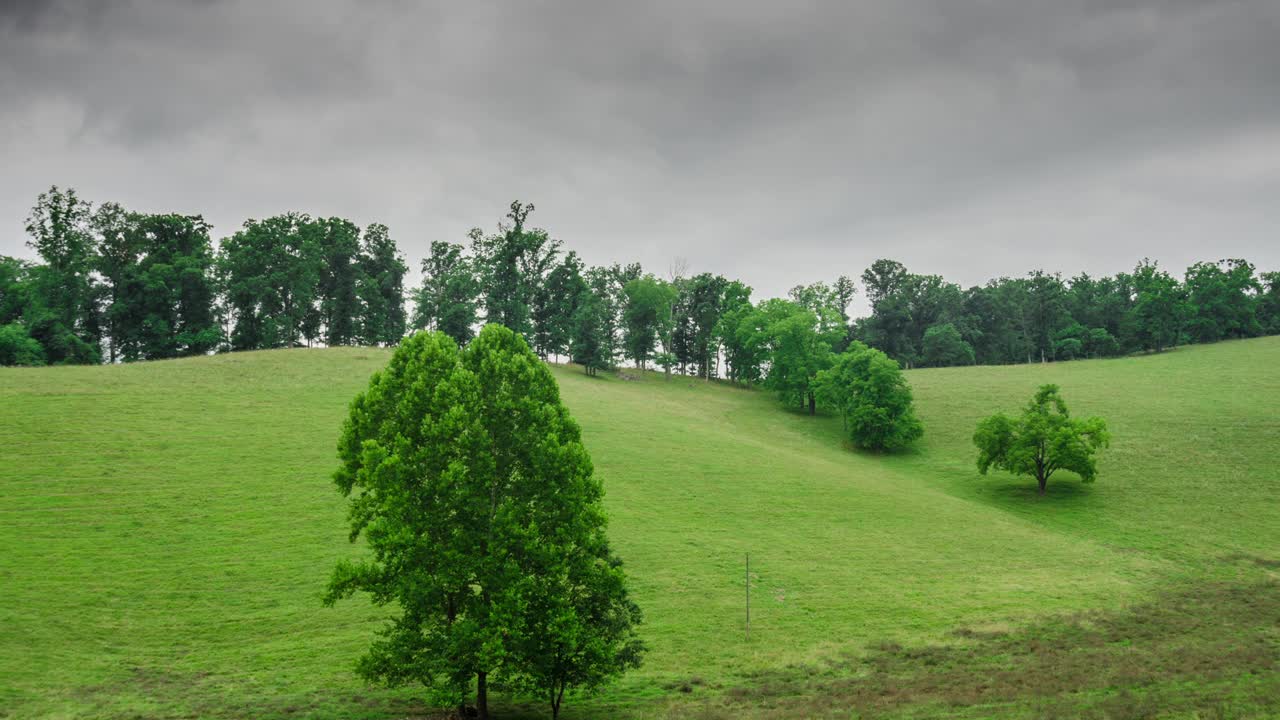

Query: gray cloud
<box><xmin>3</xmin><ymin>0</ymin><xmax>1279</xmax><ymax>314</ymax></box>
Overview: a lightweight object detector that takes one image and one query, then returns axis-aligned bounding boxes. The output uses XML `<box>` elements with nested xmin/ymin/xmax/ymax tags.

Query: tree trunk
<box><xmin>808</xmin><ymin>392</ymin><xmax>816</xmax><ymax>415</ymax></box>
<box><xmin>1037</xmin><ymin>472</ymin><xmax>1047</xmax><ymax>494</ymax></box>
<box><xmin>477</xmin><ymin>671</ymin><xmax>488</xmax><ymax>720</ymax></box>
<box><xmin>551</xmin><ymin>682</ymin><xmax>564</xmax><ymax>720</ymax></box>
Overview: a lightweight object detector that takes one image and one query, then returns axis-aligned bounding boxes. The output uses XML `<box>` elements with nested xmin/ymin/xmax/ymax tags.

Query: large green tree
<box><xmin>714</xmin><ymin>281</ymin><xmax>758</xmax><ymax>383</ymax></box>
<box><xmin>472</xmin><ymin>201</ymin><xmax>559</xmax><ymax>339</ymax></box>
<box><xmin>789</xmin><ymin>277</ymin><xmax>854</xmax><ymax>344</ymax></box>
<box><xmin>815</xmin><ymin>341</ymin><xmax>923</xmax><ymax>451</ymax></box>
<box><xmin>621</xmin><ymin>275</ymin><xmax>677</xmax><ymax>370</ymax></box>
<box><xmin>570</xmin><ymin>288</ymin><xmax>612</xmax><ymax>376</ymax></box>
<box><xmin>24</xmin><ymin>186</ymin><xmax>102</xmax><ymax>364</ymax></box>
<box><xmin>89</xmin><ymin>204</ymin><xmax>221</xmax><ymax>361</ymax></box>
<box><xmin>758</xmin><ymin>300</ymin><xmax>839</xmax><ymax>414</ymax></box>
<box><xmin>1184</xmin><ymin>259</ymin><xmax>1261</xmax><ymax>343</ymax></box>
<box><xmin>412</xmin><ymin>240</ymin><xmax>479</xmax><ymax>345</ymax></box>
<box><xmin>315</xmin><ymin>217</ymin><xmax>364</xmax><ymax>347</ymax></box>
<box><xmin>325</xmin><ymin>326</ymin><xmax>642</xmax><ymax>719</ymax></box>
<box><xmin>685</xmin><ymin>272</ymin><xmax>729</xmax><ymax>379</ymax></box>
<box><xmin>974</xmin><ymin>384</ymin><xmax>1110</xmax><ymax>494</ymax></box>
<box><xmin>217</xmin><ymin>213</ymin><xmax>322</xmax><ymax>350</ymax></box>
<box><xmin>122</xmin><ymin>213</ymin><xmax>221</xmax><ymax>360</ymax></box>
<box><xmin>532</xmin><ymin>251</ymin><xmax>587</xmax><ymax>360</ymax></box>
<box><xmin>355</xmin><ymin>223</ymin><xmax>408</xmax><ymax>346</ymax></box>
<box><xmin>1129</xmin><ymin>259</ymin><xmax>1189</xmax><ymax>353</ymax></box>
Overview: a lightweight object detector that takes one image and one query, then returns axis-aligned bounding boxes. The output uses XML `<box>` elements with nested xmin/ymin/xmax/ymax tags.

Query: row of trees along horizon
<box><xmin>4</xmin><ymin>186</ymin><xmax>1280</xmax><ymax>382</ymax></box>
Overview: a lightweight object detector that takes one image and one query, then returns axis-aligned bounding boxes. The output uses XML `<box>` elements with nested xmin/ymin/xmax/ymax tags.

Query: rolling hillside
<box><xmin>1</xmin><ymin>337</ymin><xmax>1277</xmax><ymax>718</ymax></box>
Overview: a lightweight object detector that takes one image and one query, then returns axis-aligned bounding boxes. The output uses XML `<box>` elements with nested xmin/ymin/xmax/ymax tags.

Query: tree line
<box><xmin>854</xmin><ymin>257</ymin><xmax>1280</xmax><ymax>368</ymax></box>
<box><xmin>0</xmin><ymin>186</ymin><xmax>408</xmax><ymax>366</ymax></box>
<box><xmin>5</xmin><ymin>187</ymin><xmax>1279</xmax><ymax>382</ymax></box>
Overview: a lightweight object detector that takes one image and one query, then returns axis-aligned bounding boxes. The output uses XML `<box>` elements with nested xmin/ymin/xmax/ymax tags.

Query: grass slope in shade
<box><xmin>1</xmin><ymin>338</ymin><xmax>1277</xmax><ymax>718</ymax></box>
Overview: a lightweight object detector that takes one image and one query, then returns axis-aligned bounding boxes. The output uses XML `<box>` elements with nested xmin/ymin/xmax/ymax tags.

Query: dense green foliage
<box><xmin>815</xmin><ymin>342</ymin><xmax>923</xmax><ymax>451</ymax></box>
<box><xmin>353</xmin><ymin>223</ymin><xmax>408</xmax><ymax>346</ymax></box>
<box><xmin>20</xmin><ymin>187</ymin><xmax>102</xmax><ymax>364</ymax></box>
<box><xmin>570</xmin><ymin>289</ymin><xmax>612</xmax><ymax>376</ymax></box>
<box><xmin>620</xmin><ymin>275</ymin><xmax>677</xmax><ymax>370</ymax></box>
<box><xmin>3</xmin><ymin>338</ymin><xmax>1277</xmax><ymax>718</ymax></box>
<box><xmin>852</xmin><ymin>256</ymin><xmax>1278</xmax><ymax>368</ymax></box>
<box><xmin>218</xmin><ymin>214</ymin><xmax>406</xmax><ymax>351</ymax></box>
<box><xmin>95</xmin><ymin>207</ymin><xmax>221</xmax><ymax>360</ymax></box>
<box><xmin>974</xmin><ymin>384</ymin><xmax>1111</xmax><ymax>494</ymax></box>
<box><xmin>1</xmin><ymin>187</ymin><xmax>409</xmax><ymax>366</ymax></box>
<box><xmin>4</xmin><ymin>186</ymin><xmax>1278</xmax><ymax>372</ymax></box>
<box><xmin>325</xmin><ymin>326</ymin><xmax>642</xmax><ymax>718</ymax></box>
<box><xmin>412</xmin><ymin>240</ymin><xmax>480</xmax><ymax>345</ymax></box>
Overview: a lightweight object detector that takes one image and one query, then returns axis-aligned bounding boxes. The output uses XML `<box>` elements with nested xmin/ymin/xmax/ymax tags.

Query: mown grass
<box><xmin>0</xmin><ymin>337</ymin><xmax>1276</xmax><ymax>718</ymax></box>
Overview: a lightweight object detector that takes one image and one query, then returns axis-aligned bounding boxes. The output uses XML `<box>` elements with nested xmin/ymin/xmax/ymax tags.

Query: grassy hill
<box><xmin>1</xmin><ymin>337</ymin><xmax>1277</xmax><ymax>719</ymax></box>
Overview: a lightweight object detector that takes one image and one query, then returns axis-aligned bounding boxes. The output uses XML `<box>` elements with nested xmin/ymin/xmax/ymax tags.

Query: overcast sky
<box><xmin>3</xmin><ymin>0</ymin><xmax>1278</xmax><ymax>315</ymax></box>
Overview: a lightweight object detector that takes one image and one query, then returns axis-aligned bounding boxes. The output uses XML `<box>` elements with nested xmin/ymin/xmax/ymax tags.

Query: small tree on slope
<box><xmin>814</xmin><ymin>341</ymin><xmax>923</xmax><ymax>451</ymax></box>
<box><xmin>973</xmin><ymin>384</ymin><xmax>1110</xmax><ymax>494</ymax></box>
<box><xmin>324</xmin><ymin>325</ymin><xmax>643</xmax><ymax>719</ymax></box>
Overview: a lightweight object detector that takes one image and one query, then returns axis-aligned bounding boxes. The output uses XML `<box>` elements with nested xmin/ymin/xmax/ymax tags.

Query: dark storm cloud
<box><xmin>3</xmin><ymin>0</ymin><xmax>1279</xmax><ymax>311</ymax></box>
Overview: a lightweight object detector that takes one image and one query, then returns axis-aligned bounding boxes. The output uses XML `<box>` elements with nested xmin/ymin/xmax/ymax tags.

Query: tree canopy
<box><xmin>4</xmin><ymin>186</ymin><xmax>1280</xmax><ymax>370</ymax></box>
<box><xmin>621</xmin><ymin>275</ymin><xmax>678</xmax><ymax>370</ymax></box>
<box><xmin>324</xmin><ymin>325</ymin><xmax>643</xmax><ymax>718</ymax></box>
<box><xmin>815</xmin><ymin>341</ymin><xmax>923</xmax><ymax>451</ymax></box>
<box><xmin>973</xmin><ymin>384</ymin><xmax>1110</xmax><ymax>494</ymax></box>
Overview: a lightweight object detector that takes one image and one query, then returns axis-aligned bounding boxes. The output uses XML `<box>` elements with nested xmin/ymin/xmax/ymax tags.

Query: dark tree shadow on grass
<box><xmin>701</xmin><ymin>577</ymin><xmax>1280</xmax><ymax>719</ymax></box>
<box><xmin>978</xmin><ymin>477</ymin><xmax>1095</xmax><ymax>502</ymax></box>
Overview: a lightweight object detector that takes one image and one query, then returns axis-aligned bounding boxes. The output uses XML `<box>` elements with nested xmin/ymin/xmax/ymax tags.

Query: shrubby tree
<box><xmin>0</xmin><ymin>322</ymin><xmax>45</xmax><ymax>365</ymax></box>
<box><xmin>1084</xmin><ymin>327</ymin><xmax>1120</xmax><ymax>358</ymax></box>
<box><xmin>325</xmin><ymin>326</ymin><xmax>642</xmax><ymax>719</ymax></box>
<box><xmin>815</xmin><ymin>341</ymin><xmax>923</xmax><ymax>451</ymax></box>
<box><xmin>974</xmin><ymin>384</ymin><xmax>1110</xmax><ymax>494</ymax></box>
